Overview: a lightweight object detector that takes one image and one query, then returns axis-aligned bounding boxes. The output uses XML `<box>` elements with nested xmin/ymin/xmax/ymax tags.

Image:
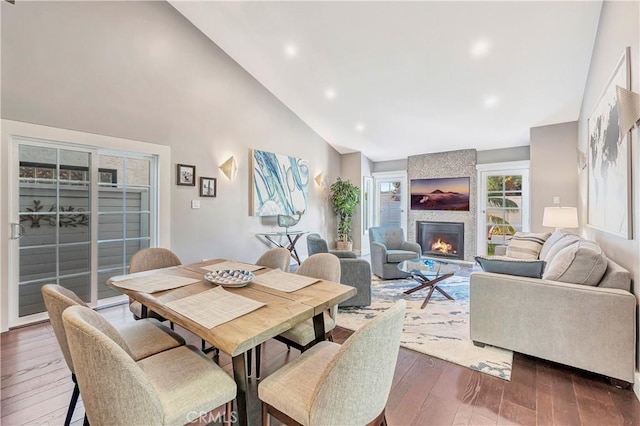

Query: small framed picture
<box><xmin>200</xmin><ymin>177</ymin><xmax>217</xmax><ymax>197</ymax></box>
<box><xmin>177</xmin><ymin>164</ymin><xmax>196</xmax><ymax>186</ymax></box>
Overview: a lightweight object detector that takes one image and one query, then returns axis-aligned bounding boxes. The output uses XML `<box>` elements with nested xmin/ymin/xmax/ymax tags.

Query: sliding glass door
<box><xmin>11</xmin><ymin>138</ymin><xmax>157</xmax><ymax>325</ymax></box>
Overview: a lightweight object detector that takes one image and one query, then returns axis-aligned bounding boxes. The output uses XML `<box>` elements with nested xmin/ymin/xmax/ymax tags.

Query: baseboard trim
<box><xmin>633</xmin><ymin>372</ymin><xmax>640</xmax><ymax>400</ymax></box>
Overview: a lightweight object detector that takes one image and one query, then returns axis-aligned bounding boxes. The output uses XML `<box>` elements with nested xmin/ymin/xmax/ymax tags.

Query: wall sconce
<box><xmin>616</xmin><ymin>86</ymin><xmax>640</xmax><ymax>137</ymax></box>
<box><xmin>542</xmin><ymin>206</ymin><xmax>579</xmax><ymax>232</ymax></box>
<box><xmin>314</xmin><ymin>173</ymin><xmax>323</xmax><ymax>187</ymax></box>
<box><xmin>219</xmin><ymin>156</ymin><xmax>238</xmax><ymax>180</ymax></box>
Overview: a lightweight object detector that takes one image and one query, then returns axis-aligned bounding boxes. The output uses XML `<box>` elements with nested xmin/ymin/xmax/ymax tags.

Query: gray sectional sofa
<box><xmin>470</xmin><ymin>232</ymin><xmax>636</xmax><ymax>383</ymax></box>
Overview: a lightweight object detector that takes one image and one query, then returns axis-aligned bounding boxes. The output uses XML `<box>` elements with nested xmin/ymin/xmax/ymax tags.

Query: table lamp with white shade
<box><xmin>542</xmin><ymin>206</ymin><xmax>579</xmax><ymax>232</ymax></box>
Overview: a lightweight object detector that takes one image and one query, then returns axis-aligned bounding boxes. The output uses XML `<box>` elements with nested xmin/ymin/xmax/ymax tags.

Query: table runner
<box><xmin>110</xmin><ymin>273</ymin><xmax>200</xmax><ymax>293</ymax></box>
<box><xmin>251</xmin><ymin>269</ymin><xmax>319</xmax><ymax>292</ymax></box>
<box><xmin>164</xmin><ymin>286</ymin><xmax>266</xmax><ymax>329</ymax></box>
<box><xmin>202</xmin><ymin>261</ymin><xmax>265</xmax><ymax>273</ymax></box>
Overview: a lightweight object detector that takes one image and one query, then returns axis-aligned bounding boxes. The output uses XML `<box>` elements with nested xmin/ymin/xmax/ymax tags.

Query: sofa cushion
<box><xmin>474</xmin><ymin>255</ymin><xmax>546</xmax><ymax>278</ymax></box>
<box><xmin>540</xmin><ymin>233</ymin><xmax>580</xmax><ymax>263</ymax></box>
<box><xmin>505</xmin><ymin>232</ymin><xmax>551</xmax><ymax>259</ymax></box>
<box><xmin>542</xmin><ymin>240</ymin><xmax>608</xmax><ymax>286</ymax></box>
<box><xmin>539</xmin><ymin>231</ymin><xmax>566</xmax><ymax>261</ymax></box>
<box><xmin>387</xmin><ymin>250</ymin><xmax>419</xmax><ymax>263</ymax></box>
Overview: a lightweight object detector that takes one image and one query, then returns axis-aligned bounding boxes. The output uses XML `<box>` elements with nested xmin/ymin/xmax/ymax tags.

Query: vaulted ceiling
<box><xmin>171</xmin><ymin>1</ymin><xmax>602</xmax><ymax>161</ymax></box>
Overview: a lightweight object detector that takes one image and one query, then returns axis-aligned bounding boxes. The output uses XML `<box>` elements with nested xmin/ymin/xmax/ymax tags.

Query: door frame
<box><xmin>476</xmin><ymin>161</ymin><xmax>530</xmax><ymax>256</ymax></box>
<box><xmin>372</xmin><ymin>170</ymin><xmax>408</xmax><ymax>233</ymax></box>
<box><xmin>2</xmin><ymin>120</ymin><xmax>172</xmax><ymax>330</ymax></box>
<box><xmin>360</xmin><ymin>176</ymin><xmax>374</xmax><ymax>256</ymax></box>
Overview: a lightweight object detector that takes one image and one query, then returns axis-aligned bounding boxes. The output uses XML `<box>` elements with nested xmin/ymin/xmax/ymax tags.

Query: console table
<box><xmin>257</xmin><ymin>230</ymin><xmax>307</xmax><ymax>265</ymax></box>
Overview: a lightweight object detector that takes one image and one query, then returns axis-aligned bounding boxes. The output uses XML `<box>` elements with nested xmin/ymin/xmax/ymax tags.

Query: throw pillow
<box><xmin>505</xmin><ymin>231</ymin><xmax>552</xmax><ymax>259</ymax></box>
<box><xmin>475</xmin><ymin>255</ymin><xmax>546</xmax><ymax>278</ymax></box>
<box><xmin>539</xmin><ymin>231</ymin><xmax>567</xmax><ymax>261</ymax></box>
<box><xmin>540</xmin><ymin>233</ymin><xmax>580</xmax><ymax>263</ymax></box>
<box><xmin>542</xmin><ymin>240</ymin><xmax>608</xmax><ymax>286</ymax></box>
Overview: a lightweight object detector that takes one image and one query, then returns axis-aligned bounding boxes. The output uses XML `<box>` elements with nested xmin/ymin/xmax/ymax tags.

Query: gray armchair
<box><xmin>306</xmin><ymin>234</ymin><xmax>371</xmax><ymax>307</ymax></box>
<box><xmin>369</xmin><ymin>227</ymin><xmax>422</xmax><ymax>279</ymax></box>
<box><xmin>307</xmin><ymin>233</ymin><xmax>357</xmax><ymax>259</ymax></box>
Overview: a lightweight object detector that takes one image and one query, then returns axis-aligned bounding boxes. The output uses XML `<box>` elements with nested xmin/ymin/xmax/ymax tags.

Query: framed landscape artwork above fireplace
<box><xmin>410</xmin><ymin>177</ymin><xmax>470</xmax><ymax>211</ymax></box>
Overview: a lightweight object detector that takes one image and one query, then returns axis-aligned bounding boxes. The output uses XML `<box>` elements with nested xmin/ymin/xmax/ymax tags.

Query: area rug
<box><xmin>337</xmin><ymin>274</ymin><xmax>513</xmax><ymax>380</ymax></box>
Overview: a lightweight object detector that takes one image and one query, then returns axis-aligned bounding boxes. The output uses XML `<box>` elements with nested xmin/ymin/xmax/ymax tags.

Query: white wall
<box><xmin>1</xmin><ymin>1</ymin><xmax>342</xmax><ymax>328</ymax></box>
<box><xmin>529</xmin><ymin>121</ymin><xmax>579</xmax><ymax>233</ymax></box>
<box><xmin>577</xmin><ymin>0</ymin><xmax>640</xmax><ymax>372</ymax></box>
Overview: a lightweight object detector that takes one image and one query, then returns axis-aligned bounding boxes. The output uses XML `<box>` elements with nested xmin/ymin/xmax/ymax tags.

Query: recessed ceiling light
<box><xmin>470</xmin><ymin>39</ymin><xmax>491</xmax><ymax>57</ymax></box>
<box><xmin>484</xmin><ymin>96</ymin><xmax>499</xmax><ymax>108</ymax></box>
<box><xmin>283</xmin><ymin>43</ymin><xmax>297</xmax><ymax>58</ymax></box>
<box><xmin>355</xmin><ymin>123</ymin><xmax>365</xmax><ymax>132</ymax></box>
<box><xmin>324</xmin><ymin>88</ymin><xmax>336</xmax><ymax>100</ymax></box>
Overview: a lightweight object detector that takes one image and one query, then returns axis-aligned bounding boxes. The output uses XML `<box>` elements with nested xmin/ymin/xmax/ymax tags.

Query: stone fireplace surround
<box><xmin>407</xmin><ymin>149</ymin><xmax>477</xmax><ymax>261</ymax></box>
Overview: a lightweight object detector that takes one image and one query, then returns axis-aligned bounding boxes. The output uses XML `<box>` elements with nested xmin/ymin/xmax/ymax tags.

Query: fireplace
<box><xmin>417</xmin><ymin>221</ymin><xmax>464</xmax><ymax>260</ymax></box>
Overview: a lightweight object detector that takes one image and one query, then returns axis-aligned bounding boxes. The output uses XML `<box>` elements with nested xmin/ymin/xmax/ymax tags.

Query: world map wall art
<box><xmin>251</xmin><ymin>149</ymin><xmax>309</xmax><ymax>216</ymax></box>
<box><xmin>588</xmin><ymin>47</ymin><xmax>632</xmax><ymax>239</ymax></box>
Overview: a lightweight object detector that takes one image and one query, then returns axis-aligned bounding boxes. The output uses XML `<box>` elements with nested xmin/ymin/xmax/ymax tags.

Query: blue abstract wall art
<box><xmin>251</xmin><ymin>149</ymin><xmax>309</xmax><ymax>216</ymax></box>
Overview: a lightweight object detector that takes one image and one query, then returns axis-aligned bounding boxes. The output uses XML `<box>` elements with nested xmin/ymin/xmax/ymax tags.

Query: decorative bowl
<box><xmin>204</xmin><ymin>270</ymin><xmax>255</xmax><ymax>287</ymax></box>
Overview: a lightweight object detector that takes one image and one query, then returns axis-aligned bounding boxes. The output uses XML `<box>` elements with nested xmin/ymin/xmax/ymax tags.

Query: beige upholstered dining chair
<box><xmin>251</xmin><ymin>253</ymin><xmax>341</xmax><ymax>380</ymax></box>
<box><xmin>128</xmin><ymin>247</ymin><xmax>182</xmax><ymax>321</ymax></box>
<box><xmin>247</xmin><ymin>247</ymin><xmax>292</xmax><ymax>379</ymax></box>
<box><xmin>278</xmin><ymin>253</ymin><xmax>341</xmax><ymax>347</ymax></box>
<box><xmin>42</xmin><ymin>284</ymin><xmax>185</xmax><ymax>426</ymax></box>
<box><xmin>256</xmin><ymin>247</ymin><xmax>291</xmax><ymax>271</ymax></box>
<box><xmin>62</xmin><ymin>305</ymin><xmax>237</xmax><ymax>426</ymax></box>
<box><xmin>128</xmin><ymin>247</ymin><xmax>218</xmax><ymax>356</ymax></box>
<box><xmin>259</xmin><ymin>299</ymin><xmax>406</xmax><ymax>425</ymax></box>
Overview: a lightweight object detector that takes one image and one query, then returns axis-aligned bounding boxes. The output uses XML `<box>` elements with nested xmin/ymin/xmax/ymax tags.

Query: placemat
<box><xmin>202</xmin><ymin>261</ymin><xmax>265</xmax><ymax>272</ymax></box>
<box><xmin>110</xmin><ymin>273</ymin><xmax>200</xmax><ymax>293</ymax></box>
<box><xmin>251</xmin><ymin>269</ymin><xmax>319</xmax><ymax>292</ymax></box>
<box><xmin>164</xmin><ymin>286</ymin><xmax>266</xmax><ymax>329</ymax></box>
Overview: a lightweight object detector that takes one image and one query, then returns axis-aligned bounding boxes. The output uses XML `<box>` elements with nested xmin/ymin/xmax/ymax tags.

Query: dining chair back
<box><xmin>259</xmin><ymin>299</ymin><xmax>407</xmax><ymax>425</ymax></box>
<box><xmin>63</xmin><ymin>306</ymin><xmax>171</xmax><ymax>425</ymax></box>
<box><xmin>128</xmin><ymin>247</ymin><xmax>182</xmax><ymax>320</ymax></box>
<box><xmin>310</xmin><ymin>299</ymin><xmax>406</xmax><ymax>425</ymax></box>
<box><xmin>42</xmin><ymin>284</ymin><xmax>185</xmax><ymax>426</ymax></box>
<box><xmin>278</xmin><ymin>253</ymin><xmax>341</xmax><ymax>347</ymax></box>
<box><xmin>63</xmin><ymin>305</ymin><xmax>236</xmax><ymax>426</ymax></box>
<box><xmin>129</xmin><ymin>247</ymin><xmax>182</xmax><ymax>273</ymax></box>
<box><xmin>255</xmin><ymin>247</ymin><xmax>291</xmax><ymax>271</ymax></box>
<box><xmin>297</xmin><ymin>253</ymin><xmax>341</xmax><ymax>282</ymax></box>
<box><xmin>42</xmin><ymin>284</ymin><xmax>88</xmax><ymax>375</ymax></box>
<box><xmin>250</xmin><ymin>253</ymin><xmax>342</xmax><ymax>380</ymax></box>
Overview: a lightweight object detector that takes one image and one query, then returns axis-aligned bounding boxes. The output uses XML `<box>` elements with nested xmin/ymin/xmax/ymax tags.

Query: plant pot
<box><xmin>336</xmin><ymin>241</ymin><xmax>352</xmax><ymax>251</ymax></box>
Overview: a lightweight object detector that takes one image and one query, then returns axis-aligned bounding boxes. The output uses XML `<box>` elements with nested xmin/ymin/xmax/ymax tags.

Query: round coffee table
<box><xmin>397</xmin><ymin>258</ymin><xmax>461</xmax><ymax>308</ymax></box>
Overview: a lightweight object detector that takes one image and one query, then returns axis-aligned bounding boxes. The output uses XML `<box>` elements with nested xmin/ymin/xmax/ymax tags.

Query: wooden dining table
<box><xmin>107</xmin><ymin>259</ymin><xmax>356</xmax><ymax>426</ymax></box>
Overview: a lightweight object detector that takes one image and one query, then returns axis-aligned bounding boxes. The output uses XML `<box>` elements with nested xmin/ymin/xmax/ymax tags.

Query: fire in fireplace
<box><xmin>417</xmin><ymin>221</ymin><xmax>464</xmax><ymax>260</ymax></box>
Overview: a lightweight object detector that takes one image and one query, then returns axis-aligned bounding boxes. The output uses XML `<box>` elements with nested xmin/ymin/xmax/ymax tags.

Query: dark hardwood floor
<box><xmin>2</xmin><ymin>303</ymin><xmax>639</xmax><ymax>425</ymax></box>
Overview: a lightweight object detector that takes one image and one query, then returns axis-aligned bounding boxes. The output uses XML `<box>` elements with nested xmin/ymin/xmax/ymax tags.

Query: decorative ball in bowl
<box><xmin>204</xmin><ymin>270</ymin><xmax>255</xmax><ymax>287</ymax></box>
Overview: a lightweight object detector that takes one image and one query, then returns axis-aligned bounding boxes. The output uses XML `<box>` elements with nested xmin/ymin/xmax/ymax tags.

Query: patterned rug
<box><xmin>337</xmin><ymin>273</ymin><xmax>513</xmax><ymax>380</ymax></box>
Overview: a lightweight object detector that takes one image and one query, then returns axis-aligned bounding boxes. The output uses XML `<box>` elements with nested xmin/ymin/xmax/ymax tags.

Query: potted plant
<box><xmin>329</xmin><ymin>177</ymin><xmax>361</xmax><ymax>251</ymax></box>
